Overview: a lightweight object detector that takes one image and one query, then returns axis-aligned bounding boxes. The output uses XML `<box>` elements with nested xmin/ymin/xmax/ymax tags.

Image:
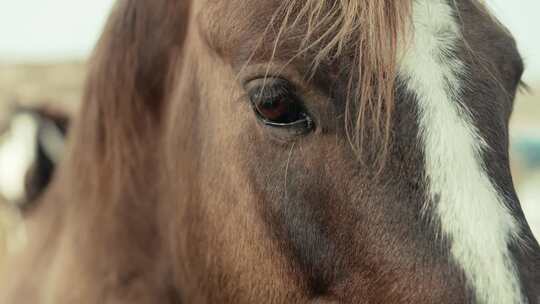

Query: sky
<box><xmin>0</xmin><ymin>0</ymin><xmax>113</xmax><ymax>62</ymax></box>
<box><xmin>0</xmin><ymin>0</ymin><xmax>539</xmax><ymax>81</ymax></box>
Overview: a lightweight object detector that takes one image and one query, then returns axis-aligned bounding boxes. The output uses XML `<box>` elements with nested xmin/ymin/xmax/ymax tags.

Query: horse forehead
<box><xmin>198</xmin><ymin>0</ymin><xmax>279</xmax><ymax>30</ymax></box>
<box><xmin>196</xmin><ymin>0</ymin><xmax>281</xmax><ymax>57</ymax></box>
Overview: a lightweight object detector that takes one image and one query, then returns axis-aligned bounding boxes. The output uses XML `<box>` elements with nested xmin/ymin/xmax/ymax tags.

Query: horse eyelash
<box><xmin>518</xmin><ymin>80</ymin><xmax>531</xmax><ymax>94</ymax></box>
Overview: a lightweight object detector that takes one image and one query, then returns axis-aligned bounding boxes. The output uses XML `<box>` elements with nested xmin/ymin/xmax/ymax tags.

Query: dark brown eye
<box><xmin>248</xmin><ymin>79</ymin><xmax>313</xmax><ymax>133</ymax></box>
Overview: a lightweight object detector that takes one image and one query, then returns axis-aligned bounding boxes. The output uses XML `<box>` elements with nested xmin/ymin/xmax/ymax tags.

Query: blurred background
<box><xmin>0</xmin><ymin>0</ymin><xmax>539</xmax><ymax>258</ymax></box>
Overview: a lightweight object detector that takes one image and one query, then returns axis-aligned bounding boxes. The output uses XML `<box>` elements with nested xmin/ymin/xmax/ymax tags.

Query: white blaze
<box><xmin>398</xmin><ymin>1</ymin><xmax>524</xmax><ymax>303</ymax></box>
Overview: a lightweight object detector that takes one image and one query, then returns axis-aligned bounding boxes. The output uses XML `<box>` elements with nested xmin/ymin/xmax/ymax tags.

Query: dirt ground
<box><xmin>0</xmin><ymin>62</ymin><xmax>539</xmax><ymax>262</ymax></box>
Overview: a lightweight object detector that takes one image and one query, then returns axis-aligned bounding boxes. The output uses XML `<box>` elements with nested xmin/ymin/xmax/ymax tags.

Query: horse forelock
<box><xmin>268</xmin><ymin>0</ymin><xmax>411</xmax><ymax>169</ymax></box>
<box><xmin>72</xmin><ymin>0</ymin><xmax>191</xmax><ymax>204</ymax></box>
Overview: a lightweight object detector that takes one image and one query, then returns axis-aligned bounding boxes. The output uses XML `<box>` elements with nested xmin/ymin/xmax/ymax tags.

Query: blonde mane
<box><xmin>274</xmin><ymin>0</ymin><xmax>412</xmax><ymax>167</ymax></box>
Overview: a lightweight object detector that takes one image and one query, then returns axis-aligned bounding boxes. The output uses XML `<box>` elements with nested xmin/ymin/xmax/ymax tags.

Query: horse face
<box><xmin>1</xmin><ymin>1</ymin><xmax>538</xmax><ymax>303</ymax></box>
<box><xmin>165</xmin><ymin>0</ymin><xmax>539</xmax><ymax>302</ymax></box>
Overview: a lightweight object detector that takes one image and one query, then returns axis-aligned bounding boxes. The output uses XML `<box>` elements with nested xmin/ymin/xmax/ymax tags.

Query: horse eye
<box><xmin>248</xmin><ymin>79</ymin><xmax>313</xmax><ymax>133</ymax></box>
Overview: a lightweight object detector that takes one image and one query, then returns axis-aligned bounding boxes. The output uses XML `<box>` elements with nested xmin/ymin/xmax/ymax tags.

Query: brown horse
<box><xmin>1</xmin><ymin>0</ymin><xmax>539</xmax><ymax>303</ymax></box>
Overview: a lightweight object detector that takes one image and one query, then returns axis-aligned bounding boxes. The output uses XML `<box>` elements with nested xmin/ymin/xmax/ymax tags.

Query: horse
<box><xmin>0</xmin><ymin>105</ymin><xmax>70</xmax><ymax>208</ymax></box>
<box><xmin>1</xmin><ymin>0</ymin><xmax>539</xmax><ymax>303</ymax></box>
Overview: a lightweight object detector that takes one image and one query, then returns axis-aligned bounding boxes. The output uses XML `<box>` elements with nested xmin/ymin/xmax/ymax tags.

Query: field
<box><xmin>0</xmin><ymin>62</ymin><xmax>539</xmax><ymax>263</ymax></box>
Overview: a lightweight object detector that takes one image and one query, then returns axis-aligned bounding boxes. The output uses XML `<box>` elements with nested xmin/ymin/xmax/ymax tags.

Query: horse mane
<box><xmin>275</xmin><ymin>0</ymin><xmax>411</xmax><ymax>167</ymax></box>
<box><xmin>69</xmin><ymin>1</ymin><xmax>190</xmax><ymax>206</ymax></box>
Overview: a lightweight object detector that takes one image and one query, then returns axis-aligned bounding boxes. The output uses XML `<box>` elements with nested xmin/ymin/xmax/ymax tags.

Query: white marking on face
<box><xmin>398</xmin><ymin>1</ymin><xmax>524</xmax><ymax>303</ymax></box>
<box><xmin>0</xmin><ymin>113</ymin><xmax>39</xmax><ymax>204</ymax></box>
